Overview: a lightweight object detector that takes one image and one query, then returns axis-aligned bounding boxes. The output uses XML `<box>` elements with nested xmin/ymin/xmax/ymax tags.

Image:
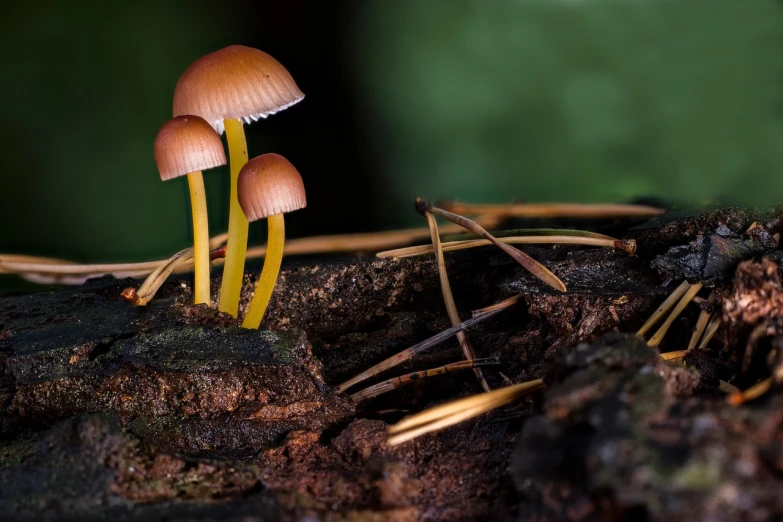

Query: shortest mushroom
<box><xmin>237</xmin><ymin>153</ymin><xmax>307</xmax><ymax>329</ymax></box>
<box><xmin>154</xmin><ymin>115</ymin><xmax>226</xmax><ymax>305</ymax></box>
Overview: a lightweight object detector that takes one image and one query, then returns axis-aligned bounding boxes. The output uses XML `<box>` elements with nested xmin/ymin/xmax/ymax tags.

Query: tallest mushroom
<box><xmin>173</xmin><ymin>45</ymin><xmax>304</xmax><ymax>317</ymax></box>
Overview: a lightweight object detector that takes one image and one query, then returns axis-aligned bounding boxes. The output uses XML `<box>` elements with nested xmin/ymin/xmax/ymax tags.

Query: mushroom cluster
<box><xmin>152</xmin><ymin>45</ymin><xmax>307</xmax><ymax>328</ymax></box>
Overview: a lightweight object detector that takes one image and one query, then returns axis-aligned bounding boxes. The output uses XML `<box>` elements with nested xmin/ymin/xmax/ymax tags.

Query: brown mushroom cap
<box><xmin>237</xmin><ymin>153</ymin><xmax>307</xmax><ymax>221</ymax></box>
<box><xmin>173</xmin><ymin>45</ymin><xmax>304</xmax><ymax>134</ymax></box>
<box><xmin>154</xmin><ymin>116</ymin><xmax>227</xmax><ymax>181</ymax></box>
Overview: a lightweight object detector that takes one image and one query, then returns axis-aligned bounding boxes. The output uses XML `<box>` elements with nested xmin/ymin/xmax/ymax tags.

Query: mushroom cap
<box><xmin>154</xmin><ymin>115</ymin><xmax>227</xmax><ymax>181</ymax></box>
<box><xmin>173</xmin><ymin>45</ymin><xmax>304</xmax><ymax>134</ymax></box>
<box><xmin>237</xmin><ymin>153</ymin><xmax>307</xmax><ymax>221</ymax></box>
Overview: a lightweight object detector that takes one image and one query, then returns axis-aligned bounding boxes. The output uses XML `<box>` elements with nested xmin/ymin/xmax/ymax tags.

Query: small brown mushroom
<box><xmin>236</xmin><ymin>153</ymin><xmax>306</xmax><ymax>329</ymax></box>
<box><xmin>154</xmin><ymin>115</ymin><xmax>226</xmax><ymax>305</ymax></box>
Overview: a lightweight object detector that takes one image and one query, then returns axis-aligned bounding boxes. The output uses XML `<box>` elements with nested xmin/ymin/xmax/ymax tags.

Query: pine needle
<box><xmin>335</xmin><ymin>303</ymin><xmax>511</xmax><ymax>393</ymax></box>
<box><xmin>424</xmin><ymin>210</ymin><xmax>490</xmax><ymax>391</ymax></box>
<box><xmin>349</xmin><ymin>358</ymin><xmax>500</xmax><ymax>402</ymax></box>
<box><xmin>636</xmin><ymin>280</ymin><xmax>691</xmax><ymax>337</ymax></box>
<box><xmin>440</xmin><ymin>201</ymin><xmax>665</xmax><ymax>219</ymax></box>
<box><xmin>727</xmin><ymin>377</ymin><xmax>773</xmax><ymax>406</ymax></box>
<box><xmin>647</xmin><ymin>282</ymin><xmax>703</xmax><ymax>347</ymax></box>
<box><xmin>376</xmin><ymin>235</ymin><xmax>635</xmax><ymax>259</ymax></box>
<box><xmin>687</xmin><ymin>290</ymin><xmax>716</xmax><ymax>351</ymax></box>
<box><xmin>698</xmin><ymin>314</ymin><xmax>722</xmax><ymax>349</ymax></box>
<box><xmin>424</xmin><ymin>202</ymin><xmax>566</xmax><ymax>292</ymax></box>
<box><xmin>387</xmin><ymin>378</ymin><xmax>545</xmax><ymax>445</ymax></box>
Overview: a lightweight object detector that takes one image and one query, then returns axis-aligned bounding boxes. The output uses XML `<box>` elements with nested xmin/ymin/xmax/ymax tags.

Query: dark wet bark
<box><xmin>1</xmin><ymin>206</ymin><xmax>782</xmax><ymax>521</ymax></box>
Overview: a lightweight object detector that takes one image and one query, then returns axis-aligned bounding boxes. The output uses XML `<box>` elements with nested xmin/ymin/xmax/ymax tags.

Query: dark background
<box><xmin>2</xmin><ymin>0</ymin><xmax>783</xmax><ymax>268</ymax></box>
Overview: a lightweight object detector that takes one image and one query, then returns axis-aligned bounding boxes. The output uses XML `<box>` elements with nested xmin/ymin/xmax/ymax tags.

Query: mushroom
<box><xmin>237</xmin><ymin>153</ymin><xmax>306</xmax><ymax>329</ymax></box>
<box><xmin>173</xmin><ymin>45</ymin><xmax>304</xmax><ymax>317</ymax></box>
<box><xmin>154</xmin><ymin>115</ymin><xmax>226</xmax><ymax>305</ymax></box>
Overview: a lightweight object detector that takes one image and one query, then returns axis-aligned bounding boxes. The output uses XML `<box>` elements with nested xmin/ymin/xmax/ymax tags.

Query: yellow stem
<box><xmin>218</xmin><ymin>118</ymin><xmax>250</xmax><ymax>316</ymax></box>
<box><xmin>242</xmin><ymin>213</ymin><xmax>285</xmax><ymax>329</ymax></box>
<box><xmin>186</xmin><ymin>171</ymin><xmax>211</xmax><ymax>305</ymax></box>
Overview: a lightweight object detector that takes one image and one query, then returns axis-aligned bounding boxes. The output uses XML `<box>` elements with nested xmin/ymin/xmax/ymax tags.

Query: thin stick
<box><xmin>387</xmin><ymin>378</ymin><xmax>545</xmax><ymax>445</ymax></box>
<box><xmin>349</xmin><ymin>358</ymin><xmax>500</xmax><ymax>402</ymax></box>
<box><xmin>376</xmin><ymin>236</ymin><xmax>635</xmax><ymax>259</ymax></box>
<box><xmin>336</xmin><ymin>305</ymin><xmax>509</xmax><ymax>393</ymax></box>
<box><xmin>698</xmin><ymin>314</ymin><xmax>722</xmax><ymax>349</ymax></box>
<box><xmin>636</xmin><ymin>280</ymin><xmax>691</xmax><ymax>337</ymax></box>
<box><xmin>425</xmin><ymin>210</ymin><xmax>490</xmax><ymax>392</ymax></box>
<box><xmin>686</xmin><ymin>291</ymin><xmax>716</xmax><ymax>351</ymax></box>
<box><xmin>727</xmin><ymin>377</ymin><xmax>773</xmax><ymax>406</ymax></box>
<box><xmin>425</xmin><ymin>202</ymin><xmax>566</xmax><ymax>292</ymax></box>
<box><xmin>647</xmin><ymin>282</ymin><xmax>703</xmax><ymax>347</ymax></box>
<box><xmin>440</xmin><ymin>201</ymin><xmax>665</xmax><ymax>218</ymax></box>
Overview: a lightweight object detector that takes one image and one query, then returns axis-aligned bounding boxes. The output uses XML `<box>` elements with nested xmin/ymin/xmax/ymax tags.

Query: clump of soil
<box><xmin>1</xmin><ymin>206</ymin><xmax>782</xmax><ymax>521</ymax></box>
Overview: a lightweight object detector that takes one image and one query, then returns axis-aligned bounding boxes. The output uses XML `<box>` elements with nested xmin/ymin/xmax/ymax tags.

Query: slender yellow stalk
<box><xmin>186</xmin><ymin>171</ymin><xmax>211</xmax><ymax>305</ymax></box>
<box><xmin>242</xmin><ymin>213</ymin><xmax>285</xmax><ymax>329</ymax></box>
<box><xmin>425</xmin><ymin>211</ymin><xmax>490</xmax><ymax>392</ymax></box>
<box><xmin>218</xmin><ymin>118</ymin><xmax>250</xmax><ymax>317</ymax></box>
<box><xmin>647</xmin><ymin>283</ymin><xmax>703</xmax><ymax>347</ymax></box>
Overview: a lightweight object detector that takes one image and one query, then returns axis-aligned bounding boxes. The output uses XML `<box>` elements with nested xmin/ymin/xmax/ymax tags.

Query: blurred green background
<box><xmin>2</xmin><ymin>0</ymin><xmax>783</xmax><ymax>272</ymax></box>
